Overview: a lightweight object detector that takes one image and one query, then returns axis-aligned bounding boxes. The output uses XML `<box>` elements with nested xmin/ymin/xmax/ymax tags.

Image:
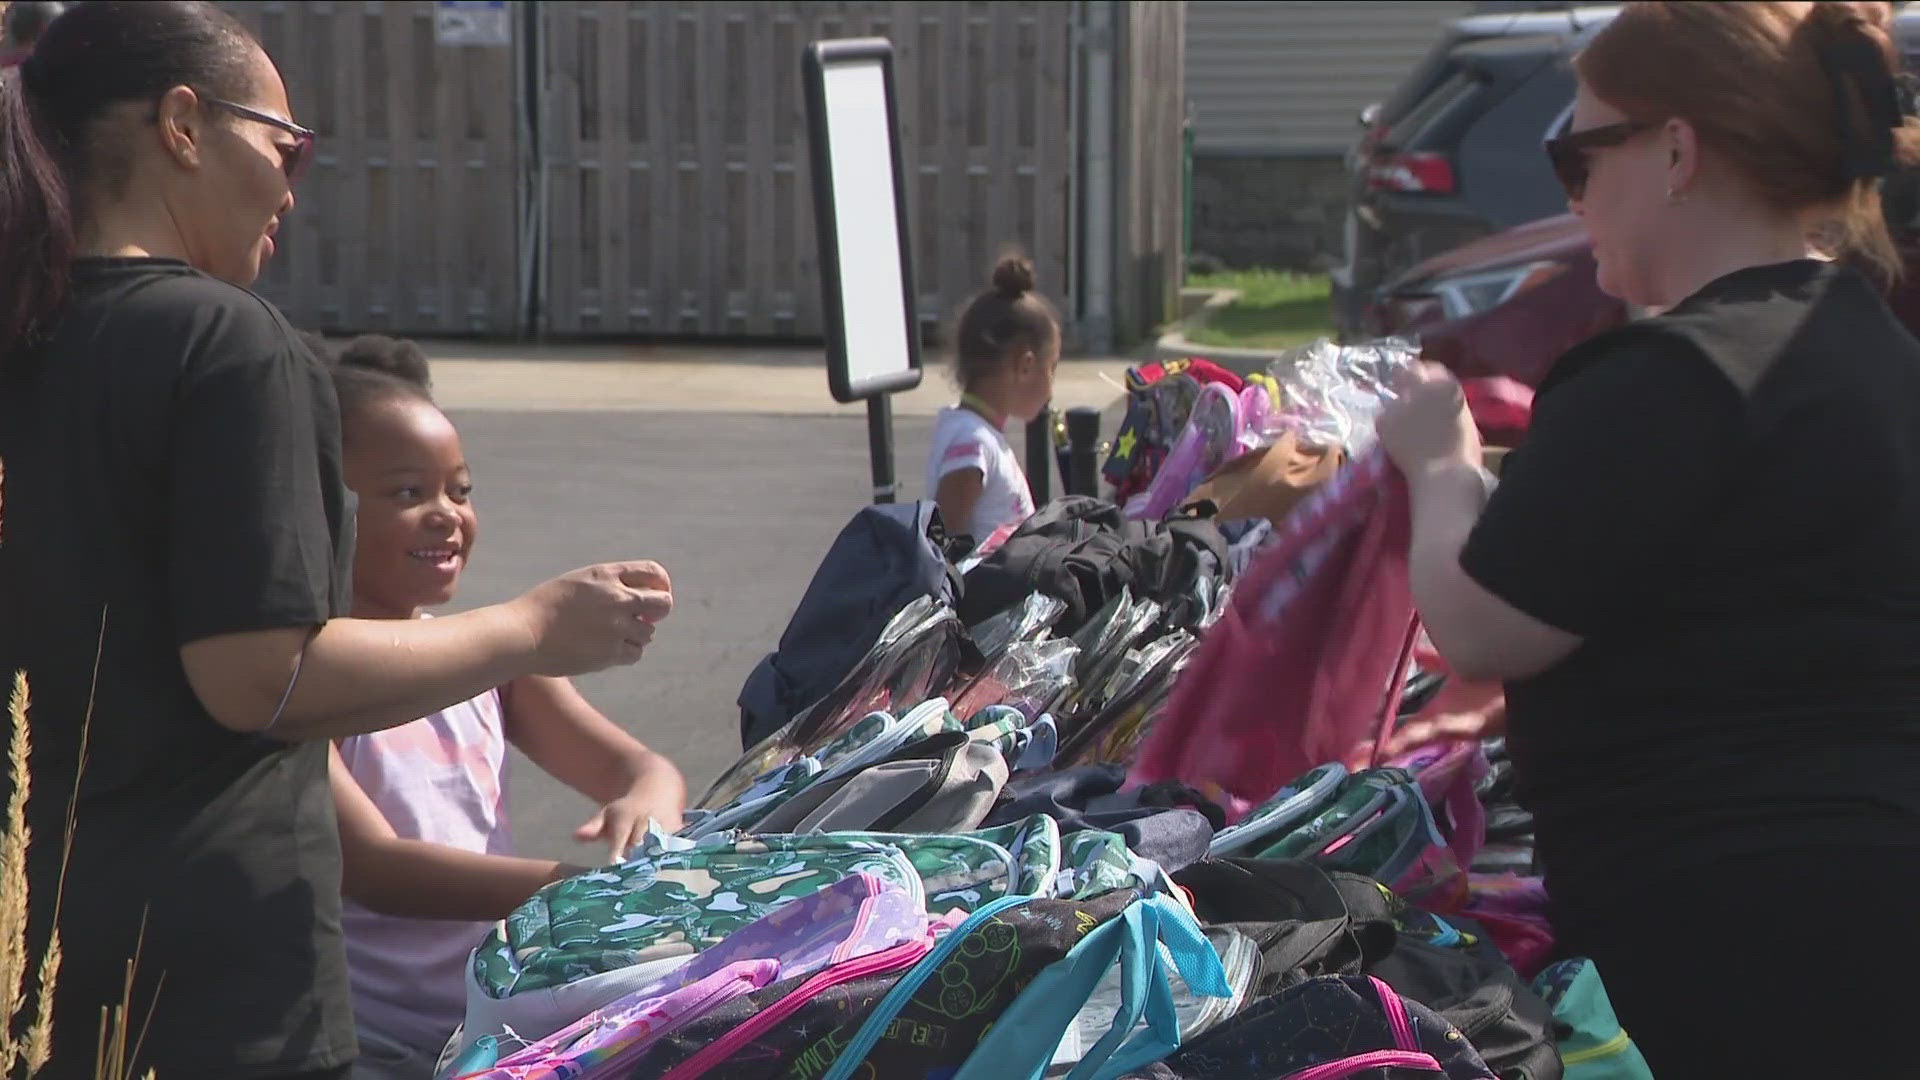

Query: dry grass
<box><xmin>0</xmin><ymin>669</ymin><xmax>73</xmax><ymax>1079</ymax></box>
<box><xmin>0</xmin><ymin>645</ymin><xmax>154</xmax><ymax>1078</ymax></box>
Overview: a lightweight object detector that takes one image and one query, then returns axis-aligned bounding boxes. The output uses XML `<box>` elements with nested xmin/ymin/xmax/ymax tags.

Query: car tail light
<box><xmin>1365</xmin><ymin>152</ymin><xmax>1456</xmax><ymax>195</ymax></box>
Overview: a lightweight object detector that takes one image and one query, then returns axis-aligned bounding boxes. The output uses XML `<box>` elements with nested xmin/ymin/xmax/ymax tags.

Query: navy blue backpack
<box><xmin>737</xmin><ymin>502</ymin><xmax>963</xmax><ymax>748</ymax></box>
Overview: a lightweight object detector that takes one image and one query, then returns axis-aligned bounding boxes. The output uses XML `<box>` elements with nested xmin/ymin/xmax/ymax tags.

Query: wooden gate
<box><xmin>534</xmin><ymin>1</ymin><xmax>1074</xmax><ymax>339</ymax></box>
<box><xmin>227</xmin><ymin>0</ymin><xmax>523</xmax><ymax>335</ymax></box>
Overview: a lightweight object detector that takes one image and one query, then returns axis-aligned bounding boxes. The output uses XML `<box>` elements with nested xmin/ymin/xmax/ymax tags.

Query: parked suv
<box><xmin>1332</xmin><ymin>6</ymin><xmax>1619</xmax><ymax>335</ymax></box>
<box><xmin>1372</xmin><ymin>30</ymin><xmax>1920</xmax><ymax>393</ymax></box>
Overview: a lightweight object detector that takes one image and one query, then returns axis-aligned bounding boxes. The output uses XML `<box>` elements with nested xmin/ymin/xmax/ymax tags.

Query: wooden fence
<box><xmin>536</xmin><ymin>1</ymin><xmax>1073</xmax><ymax>339</ymax></box>
<box><xmin>232</xmin><ymin>0</ymin><xmax>522</xmax><ymax>334</ymax></box>
<box><xmin>223</xmin><ymin>1</ymin><xmax>1183</xmax><ymax>348</ymax></box>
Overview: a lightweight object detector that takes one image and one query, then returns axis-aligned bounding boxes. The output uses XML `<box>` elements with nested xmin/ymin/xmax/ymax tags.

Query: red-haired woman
<box><xmin>1379</xmin><ymin>2</ymin><xmax>1920</xmax><ymax>1073</ymax></box>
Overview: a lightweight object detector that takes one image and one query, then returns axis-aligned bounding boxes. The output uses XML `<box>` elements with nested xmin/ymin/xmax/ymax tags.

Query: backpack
<box><xmin>1130</xmin><ymin>450</ymin><xmax>1418</xmax><ymax>819</ymax></box>
<box><xmin>1104</xmin><ymin>358</ymin><xmax>1246</xmax><ymax>503</ymax></box>
<box><xmin>1531</xmin><ymin>959</ymin><xmax>1653</xmax><ymax>1080</ymax></box>
<box><xmin>1176</xmin><ymin>859</ymin><xmax>1561</xmax><ymax>1080</ymax></box>
<box><xmin>450</xmin><ymin>869</ymin><xmax>933</xmax><ymax>1068</ymax></box>
<box><xmin>1172</xmin><ymin>858</ymin><xmax>1386</xmax><ymax>1000</ymax></box>
<box><xmin>738</xmin><ymin>501</ymin><xmax>964</xmax><ymax>748</ymax></box>
<box><xmin>631</xmin><ymin>890</ymin><xmax>1145</xmax><ymax>1080</ymax></box>
<box><xmin>748</xmin><ymin>729</ymin><xmax>1009</xmax><ymax>835</ymax></box>
<box><xmin>1334</xmin><ymin>877</ymin><xmax>1562</xmax><ymax>1080</ymax></box>
<box><xmin>1129</xmin><ymin>382</ymin><xmax>1246</xmax><ymax>522</ymax></box>
<box><xmin>959</xmin><ymin>497</ymin><xmax>1230</xmax><ymax>636</ymax></box>
<box><xmin>818</xmin><ymin>890</ymin><xmax>1144</xmax><ymax>1080</ymax></box>
<box><xmin>450</xmin><ymin>961</ymin><xmax>780</xmax><ymax>1080</ymax></box>
<box><xmin>1145</xmin><ymin>974</ymin><xmax>1499</xmax><ymax>1080</ymax></box>
<box><xmin>949</xmin><ymin>892</ymin><xmax>1232</xmax><ymax>1080</ymax></box>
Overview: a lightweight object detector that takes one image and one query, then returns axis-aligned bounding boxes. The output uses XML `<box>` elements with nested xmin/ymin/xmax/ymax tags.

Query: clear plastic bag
<box><xmin>1266</xmin><ymin>337</ymin><xmax>1420</xmax><ymax>454</ymax></box>
<box><xmin>1054</xmin><ymin>631</ymin><xmax>1200</xmax><ymax>769</ymax></box>
<box><xmin>947</xmin><ymin>636</ymin><xmax>1082</xmax><ymax>725</ymax></box>
<box><xmin>697</xmin><ymin>597</ymin><xmax>967</xmax><ymax>809</ymax></box>
<box><xmin>968</xmin><ymin>593</ymin><xmax>1068</xmax><ymax>664</ymax></box>
<box><xmin>1065</xmin><ymin>598</ymin><xmax>1166</xmax><ymax>726</ymax></box>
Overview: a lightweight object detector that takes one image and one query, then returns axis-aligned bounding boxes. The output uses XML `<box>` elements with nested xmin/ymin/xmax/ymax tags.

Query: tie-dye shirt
<box><xmin>337</xmin><ymin>684</ymin><xmax>513</xmax><ymax>1054</ymax></box>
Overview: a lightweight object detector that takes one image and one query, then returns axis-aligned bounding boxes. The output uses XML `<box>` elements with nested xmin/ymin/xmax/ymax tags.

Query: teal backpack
<box><xmin>1532</xmin><ymin>958</ymin><xmax>1654</xmax><ymax>1079</ymax></box>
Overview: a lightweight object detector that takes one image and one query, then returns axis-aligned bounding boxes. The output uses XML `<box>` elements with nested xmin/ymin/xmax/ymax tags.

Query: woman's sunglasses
<box><xmin>204</xmin><ymin>96</ymin><xmax>317</xmax><ymax>183</ymax></box>
<box><xmin>1544</xmin><ymin>120</ymin><xmax>1655</xmax><ymax>200</ymax></box>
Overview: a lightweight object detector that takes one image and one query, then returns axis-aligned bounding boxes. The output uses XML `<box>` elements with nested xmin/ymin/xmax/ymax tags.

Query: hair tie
<box><xmin>1817</xmin><ymin>31</ymin><xmax>1904</xmax><ymax>180</ymax></box>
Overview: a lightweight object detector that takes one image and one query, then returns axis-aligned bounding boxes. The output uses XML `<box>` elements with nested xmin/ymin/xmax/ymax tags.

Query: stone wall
<box><xmin>1191</xmin><ymin>154</ymin><xmax>1351</xmax><ymax>272</ymax></box>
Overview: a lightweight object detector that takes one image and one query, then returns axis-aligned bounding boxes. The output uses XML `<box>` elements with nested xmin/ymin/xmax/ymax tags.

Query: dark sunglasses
<box><xmin>1544</xmin><ymin>120</ymin><xmax>1656</xmax><ymax>200</ymax></box>
<box><xmin>204</xmin><ymin>96</ymin><xmax>317</xmax><ymax>182</ymax></box>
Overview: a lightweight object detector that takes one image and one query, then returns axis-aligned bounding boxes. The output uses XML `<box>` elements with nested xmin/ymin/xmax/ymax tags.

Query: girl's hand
<box><xmin>1377</xmin><ymin>363</ymin><xmax>1483</xmax><ymax>477</ymax></box>
<box><xmin>576</xmin><ymin>791</ymin><xmax>685</xmax><ymax>864</ymax></box>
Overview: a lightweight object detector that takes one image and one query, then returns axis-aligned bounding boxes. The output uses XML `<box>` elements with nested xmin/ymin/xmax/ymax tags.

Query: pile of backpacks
<box><xmin>428</xmin><ymin>340</ymin><xmax>1655</xmax><ymax>1080</ymax></box>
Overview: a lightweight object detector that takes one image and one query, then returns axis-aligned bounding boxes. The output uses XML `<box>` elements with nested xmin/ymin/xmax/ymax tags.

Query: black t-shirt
<box><xmin>0</xmin><ymin>259</ymin><xmax>356</xmax><ymax>1077</ymax></box>
<box><xmin>1461</xmin><ymin>260</ymin><xmax>1920</xmax><ymax>903</ymax></box>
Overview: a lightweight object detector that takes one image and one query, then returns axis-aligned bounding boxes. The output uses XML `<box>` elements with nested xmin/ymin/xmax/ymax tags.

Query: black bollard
<box><xmin>1065</xmin><ymin>406</ymin><xmax>1101</xmax><ymax>497</ymax></box>
<box><xmin>1025</xmin><ymin>410</ymin><xmax>1053</xmax><ymax>506</ymax></box>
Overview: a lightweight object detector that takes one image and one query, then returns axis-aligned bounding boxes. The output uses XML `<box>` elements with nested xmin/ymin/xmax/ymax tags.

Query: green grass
<box><xmin>1186</xmin><ymin>270</ymin><xmax>1335</xmax><ymax>351</ymax></box>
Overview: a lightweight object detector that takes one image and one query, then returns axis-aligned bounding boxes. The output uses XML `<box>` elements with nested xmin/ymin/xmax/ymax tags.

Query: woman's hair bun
<box><xmin>334</xmin><ymin>334</ymin><xmax>432</xmax><ymax>393</ymax></box>
<box><xmin>991</xmin><ymin>255</ymin><xmax>1036</xmax><ymax>298</ymax></box>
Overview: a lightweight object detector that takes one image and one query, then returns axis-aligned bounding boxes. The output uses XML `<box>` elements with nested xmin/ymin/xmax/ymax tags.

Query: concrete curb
<box><xmin>1152</xmin><ymin>286</ymin><xmax>1288</xmax><ymax>378</ymax></box>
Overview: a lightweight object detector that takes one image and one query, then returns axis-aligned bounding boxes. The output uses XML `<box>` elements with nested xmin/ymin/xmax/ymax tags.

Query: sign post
<box><xmin>803</xmin><ymin>38</ymin><xmax>922</xmax><ymax>504</ymax></box>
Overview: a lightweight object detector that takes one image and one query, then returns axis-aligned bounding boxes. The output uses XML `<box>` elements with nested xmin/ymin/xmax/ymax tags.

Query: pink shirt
<box><xmin>337</xmin><ymin>685</ymin><xmax>513</xmax><ymax>1053</ymax></box>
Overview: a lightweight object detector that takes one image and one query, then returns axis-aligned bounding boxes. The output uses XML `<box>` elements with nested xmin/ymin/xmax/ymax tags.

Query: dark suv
<box><xmin>1369</xmin><ymin>26</ymin><xmax>1920</xmax><ymax>393</ymax></box>
<box><xmin>1332</xmin><ymin>6</ymin><xmax>1618</xmax><ymax>335</ymax></box>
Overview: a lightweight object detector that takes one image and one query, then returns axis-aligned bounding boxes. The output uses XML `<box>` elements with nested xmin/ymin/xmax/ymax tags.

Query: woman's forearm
<box><xmin>1404</xmin><ymin>461</ymin><xmax>1498</xmax><ymax>670</ymax></box>
<box><xmin>182</xmin><ymin>603</ymin><xmax>538</xmax><ymax>740</ymax></box>
<box><xmin>1404</xmin><ymin>460</ymin><xmax>1580</xmax><ymax>681</ymax></box>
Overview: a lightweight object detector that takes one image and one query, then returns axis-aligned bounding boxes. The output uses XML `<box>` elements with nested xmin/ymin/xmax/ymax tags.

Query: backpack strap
<box><xmin>1369</xmin><ymin>614</ymin><xmax>1424</xmax><ymax>768</ymax></box>
<box><xmin>948</xmin><ymin>894</ymin><xmax>1229</xmax><ymax>1080</ymax></box>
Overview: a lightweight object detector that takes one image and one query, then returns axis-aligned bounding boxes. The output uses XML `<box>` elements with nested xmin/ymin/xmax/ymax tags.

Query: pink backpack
<box><xmin>1128</xmin><ymin>383</ymin><xmax>1244</xmax><ymax>521</ymax></box>
<box><xmin>1130</xmin><ymin>449</ymin><xmax>1419</xmax><ymax>820</ymax></box>
<box><xmin>451</xmin><ymin>960</ymin><xmax>781</xmax><ymax>1079</ymax></box>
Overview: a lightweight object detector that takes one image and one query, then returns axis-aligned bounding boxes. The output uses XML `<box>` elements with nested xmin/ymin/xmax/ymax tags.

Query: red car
<box><xmin>1362</xmin><ymin>213</ymin><xmax>1625</xmax><ymax>389</ymax></box>
<box><xmin>1372</xmin><ymin>203</ymin><xmax>1920</xmax><ymax>392</ymax></box>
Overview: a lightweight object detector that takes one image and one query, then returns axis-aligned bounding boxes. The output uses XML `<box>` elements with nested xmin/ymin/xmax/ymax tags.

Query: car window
<box><xmin>1384</xmin><ymin>69</ymin><xmax>1483</xmax><ymax>149</ymax></box>
<box><xmin>1377</xmin><ymin>34</ymin><xmax>1471</xmax><ymax>131</ymax></box>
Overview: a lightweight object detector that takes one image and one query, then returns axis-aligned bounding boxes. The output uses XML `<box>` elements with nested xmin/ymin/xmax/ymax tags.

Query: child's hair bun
<box><xmin>335</xmin><ymin>334</ymin><xmax>432</xmax><ymax>393</ymax></box>
<box><xmin>991</xmin><ymin>256</ymin><xmax>1036</xmax><ymax>298</ymax></box>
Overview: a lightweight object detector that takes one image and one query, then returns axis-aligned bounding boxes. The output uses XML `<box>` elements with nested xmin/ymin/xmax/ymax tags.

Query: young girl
<box><xmin>927</xmin><ymin>256</ymin><xmax>1062</xmax><ymax>554</ymax></box>
<box><xmin>321</xmin><ymin>335</ymin><xmax>689</xmax><ymax>1079</ymax></box>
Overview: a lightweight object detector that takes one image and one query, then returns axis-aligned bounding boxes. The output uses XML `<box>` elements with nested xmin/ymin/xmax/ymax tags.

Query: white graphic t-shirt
<box><xmin>926</xmin><ymin>406</ymin><xmax>1036</xmax><ymax>555</ymax></box>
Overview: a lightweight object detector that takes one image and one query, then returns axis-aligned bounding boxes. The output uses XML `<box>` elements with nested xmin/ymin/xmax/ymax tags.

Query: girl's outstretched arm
<box><xmin>504</xmin><ymin>674</ymin><xmax>687</xmax><ymax>863</ymax></box>
<box><xmin>331</xmin><ymin>742</ymin><xmax>583</xmax><ymax>920</ymax></box>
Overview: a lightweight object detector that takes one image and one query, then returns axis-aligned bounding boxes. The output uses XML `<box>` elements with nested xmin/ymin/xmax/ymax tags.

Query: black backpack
<box><xmin>1330</xmin><ymin>872</ymin><xmax>1562</xmax><ymax>1080</ymax></box>
<box><xmin>737</xmin><ymin>502</ymin><xmax>963</xmax><ymax>748</ymax></box>
<box><xmin>957</xmin><ymin>497</ymin><xmax>1229</xmax><ymax>636</ymax></box>
<box><xmin>1176</xmin><ymin>859</ymin><xmax>1561</xmax><ymax>1080</ymax></box>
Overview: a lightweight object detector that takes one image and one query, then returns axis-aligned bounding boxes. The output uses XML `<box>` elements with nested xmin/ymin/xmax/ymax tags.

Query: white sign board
<box><xmin>435</xmin><ymin>1</ymin><xmax>510</xmax><ymax>47</ymax></box>
<box><xmin>804</xmin><ymin>39</ymin><xmax>922</xmax><ymax>404</ymax></box>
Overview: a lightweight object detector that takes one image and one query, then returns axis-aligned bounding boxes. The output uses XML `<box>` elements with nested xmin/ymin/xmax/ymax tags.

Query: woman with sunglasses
<box><xmin>0</xmin><ymin>4</ymin><xmax>675</xmax><ymax>1078</ymax></box>
<box><xmin>1378</xmin><ymin>2</ymin><xmax>1920</xmax><ymax>1073</ymax></box>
